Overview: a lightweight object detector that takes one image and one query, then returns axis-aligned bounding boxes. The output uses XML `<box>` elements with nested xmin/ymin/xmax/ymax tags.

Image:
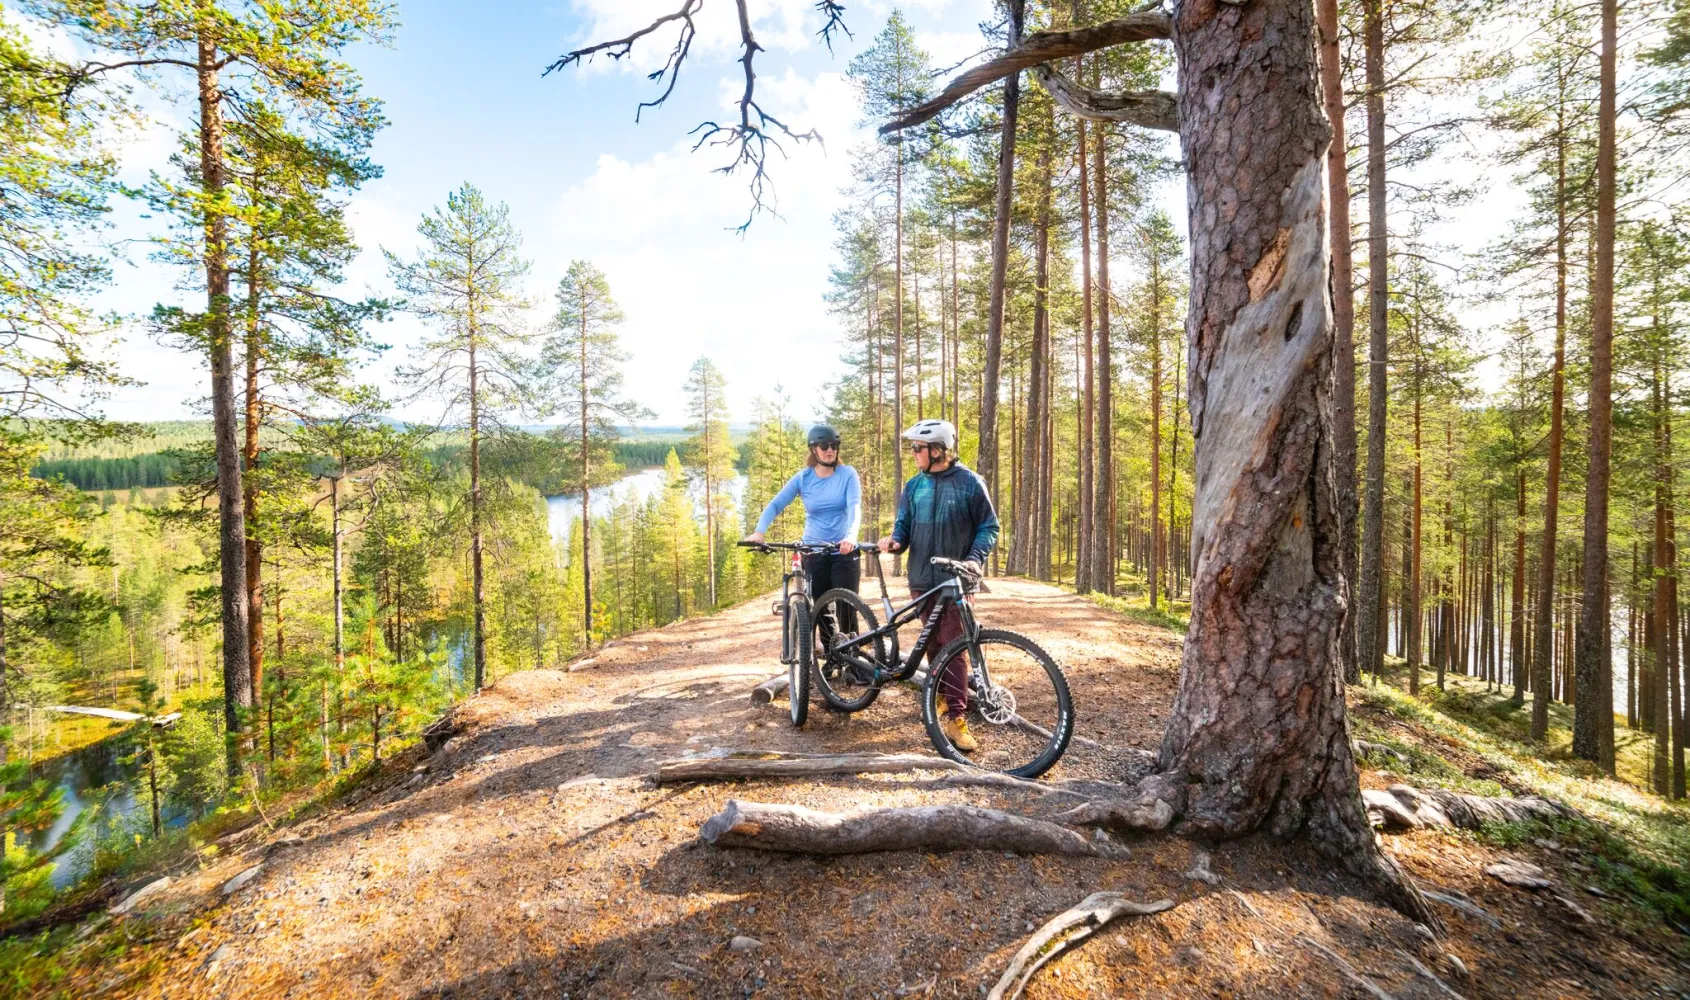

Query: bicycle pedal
<box><xmin>771</xmin><ymin>601</ymin><xmax>783</xmax><ymax>617</ymax></box>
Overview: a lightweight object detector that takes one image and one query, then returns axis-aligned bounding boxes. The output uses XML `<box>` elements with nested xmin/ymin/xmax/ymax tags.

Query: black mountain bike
<box><xmin>738</xmin><ymin>540</ymin><xmax>839</xmax><ymax>726</ymax></box>
<box><xmin>811</xmin><ymin>545</ymin><xmax>1074</xmax><ymax>779</ymax></box>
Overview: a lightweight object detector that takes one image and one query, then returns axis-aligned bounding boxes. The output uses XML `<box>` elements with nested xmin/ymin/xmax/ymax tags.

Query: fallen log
<box><xmin>1363</xmin><ymin>784</ymin><xmax>1569</xmax><ymax>832</ymax></box>
<box><xmin>698</xmin><ymin>800</ymin><xmax>1122</xmax><ymax>858</ymax></box>
<box><xmin>657</xmin><ymin>752</ymin><xmax>966</xmax><ymax>784</ymax></box>
<box><xmin>988</xmin><ymin>892</ymin><xmax>1175</xmax><ymax>1000</ymax></box>
<box><xmin>749</xmin><ymin>674</ymin><xmax>788</xmax><ymax>705</ymax></box>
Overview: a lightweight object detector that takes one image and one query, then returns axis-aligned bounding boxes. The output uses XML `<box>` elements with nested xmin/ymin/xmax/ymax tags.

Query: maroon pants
<box><xmin>914</xmin><ymin>592</ymin><xmax>972</xmax><ymax>715</ymax></box>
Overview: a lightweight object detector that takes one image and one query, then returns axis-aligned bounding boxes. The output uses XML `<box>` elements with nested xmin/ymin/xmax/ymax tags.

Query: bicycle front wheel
<box><xmin>812</xmin><ymin>588</ymin><xmax>883</xmax><ymax>713</ymax></box>
<box><xmin>788</xmin><ymin>597</ymin><xmax>812</xmax><ymax>726</ymax></box>
<box><xmin>920</xmin><ymin>629</ymin><xmax>1072</xmax><ymax>778</ymax></box>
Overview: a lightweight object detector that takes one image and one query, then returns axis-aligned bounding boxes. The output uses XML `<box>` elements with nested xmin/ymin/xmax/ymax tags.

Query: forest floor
<box><xmin>6</xmin><ymin>579</ymin><xmax>1689</xmax><ymax>999</ymax></box>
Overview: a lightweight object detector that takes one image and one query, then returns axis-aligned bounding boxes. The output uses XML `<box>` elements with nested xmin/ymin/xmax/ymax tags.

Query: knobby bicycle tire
<box><xmin>788</xmin><ymin>597</ymin><xmax>812</xmax><ymax>726</ymax></box>
<box><xmin>811</xmin><ymin>588</ymin><xmax>885</xmax><ymax>713</ymax></box>
<box><xmin>919</xmin><ymin>629</ymin><xmax>1072</xmax><ymax>778</ymax></box>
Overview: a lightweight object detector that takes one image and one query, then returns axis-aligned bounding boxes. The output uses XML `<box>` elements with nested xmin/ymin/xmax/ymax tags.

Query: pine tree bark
<box><xmin>1076</xmin><ymin>113</ymin><xmax>1096</xmax><ymax>594</ymax></box>
<box><xmin>581</xmin><ymin>304</ymin><xmax>594</xmax><ymax>645</ymax></box>
<box><xmin>1158</xmin><ymin>0</ymin><xmax>1423</xmax><ymax>917</ymax></box>
<box><xmin>1655</xmin><ymin>355</ymin><xmax>1673</xmax><ymax>794</ymax></box>
<box><xmin>199</xmin><ymin>25</ymin><xmax>253</xmax><ymax>767</ymax></box>
<box><xmin>1574</xmin><ymin>0</ymin><xmax>1618</xmax><ymax>773</ymax></box>
<box><xmin>1531</xmin><ymin>84</ymin><xmax>1571</xmax><ymax>741</ymax></box>
<box><xmin>1512</xmin><ymin>468</ymin><xmax>1527</xmax><ymax>701</ymax></box>
<box><xmin>1321</xmin><ymin>0</ymin><xmax>1360</xmax><ymax>686</ymax></box>
<box><xmin>979</xmin><ymin>0</ymin><xmax>1024</xmax><ymax>506</ymax></box>
<box><xmin>470</xmin><ymin>325</ymin><xmax>487</xmax><ymax>691</ymax></box>
<box><xmin>243</xmin><ymin>229</ymin><xmax>265</xmax><ymax>712</ymax></box>
<box><xmin>1359</xmin><ymin>0</ymin><xmax>1388</xmax><ymax>686</ymax></box>
<box><xmin>1091</xmin><ymin>103</ymin><xmax>1115</xmax><ymax>595</ymax></box>
<box><xmin>1149</xmin><ymin>245</ymin><xmax>1164</xmax><ymax>610</ymax></box>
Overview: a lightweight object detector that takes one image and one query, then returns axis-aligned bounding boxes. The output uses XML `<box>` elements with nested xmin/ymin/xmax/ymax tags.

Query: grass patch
<box><xmin>1079</xmin><ymin>588</ymin><xmax>1190</xmax><ymax>633</ymax></box>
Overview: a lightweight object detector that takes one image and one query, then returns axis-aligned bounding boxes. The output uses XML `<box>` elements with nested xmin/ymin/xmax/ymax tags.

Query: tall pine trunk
<box><xmin>581</xmin><ymin>305</ymin><xmax>593</xmax><ymax>646</ymax></box>
<box><xmin>1359</xmin><ymin>0</ymin><xmax>1389</xmax><ymax>685</ymax></box>
<box><xmin>199</xmin><ymin>25</ymin><xmax>253</xmax><ymax>770</ymax></box>
<box><xmin>1573</xmin><ymin>0</ymin><xmax>1617</xmax><ymax>773</ymax></box>
<box><xmin>1149</xmin><ymin>246</ymin><xmax>1164</xmax><ymax>609</ymax></box>
<box><xmin>1531</xmin><ymin>81</ymin><xmax>1570</xmax><ymax>740</ymax></box>
<box><xmin>1091</xmin><ymin>104</ymin><xmax>1115</xmax><ymax>595</ymax></box>
<box><xmin>470</xmin><ymin>330</ymin><xmax>487</xmax><ymax>691</ymax></box>
<box><xmin>979</xmin><ymin>2</ymin><xmax>1024</xmax><ymax>509</ymax></box>
<box><xmin>1076</xmin><ymin>114</ymin><xmax>1096</xmax><ymax>594</ymax></box>
<box><xmin>243</xmin><ymin>228</ymin><xmax>265</xmax><ymax>717</ymax></box>
<box><xmin>1322</xmin><ymin>0</ymin><xmax>1360</xmax><ymax>686</ymax></box>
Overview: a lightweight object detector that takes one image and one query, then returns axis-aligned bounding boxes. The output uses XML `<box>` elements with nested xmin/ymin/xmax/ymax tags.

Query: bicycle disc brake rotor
<box><xmin>977</xmin><ymin>683</ymin><xmax>1017</xmax><ymax>725</ymax></box>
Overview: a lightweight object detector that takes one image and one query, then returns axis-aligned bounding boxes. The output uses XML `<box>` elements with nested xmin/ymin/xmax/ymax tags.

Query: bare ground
<box><xmin>38</xmin><ymin>579</ymin><xmax>1690</xmax><ymax>1000</ymax></box>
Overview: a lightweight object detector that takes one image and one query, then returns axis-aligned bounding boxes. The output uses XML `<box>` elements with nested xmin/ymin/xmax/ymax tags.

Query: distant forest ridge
<box><xmin>33</xmin><ymin>421</ymin><xmax>756</xmax><ymax>492</ymax></box>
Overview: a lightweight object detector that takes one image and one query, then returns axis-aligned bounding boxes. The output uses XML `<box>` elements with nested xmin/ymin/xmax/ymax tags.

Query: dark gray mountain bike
<box><xmin>808</xmin><ymin>544</ymin><xmax>1073</xmax><ymax>779</ymax></box>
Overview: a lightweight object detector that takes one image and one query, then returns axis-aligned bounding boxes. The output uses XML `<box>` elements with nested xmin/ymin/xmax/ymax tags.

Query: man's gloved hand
<box><xmin>958</xmin><ymin>559</ymin><xmax>984</xmax><ymax>579</ymax></box>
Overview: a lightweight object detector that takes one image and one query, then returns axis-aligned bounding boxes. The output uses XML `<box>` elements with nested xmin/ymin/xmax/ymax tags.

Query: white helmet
<box><xmin>901</xmin><ymin>419</ymin><xmax>956</xmax><ymax>451</ymax></box>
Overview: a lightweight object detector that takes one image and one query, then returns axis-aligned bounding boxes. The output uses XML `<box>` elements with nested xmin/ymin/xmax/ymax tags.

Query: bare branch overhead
<box><xmin>880</xmin><ymin>10</ymin><xmax>1173</xmax><ymax>134</ymax></box>
<box><xmin>1033</xmin><ymin>65</ymin><xmax>1177</xmax><ymax>132</ymax></box>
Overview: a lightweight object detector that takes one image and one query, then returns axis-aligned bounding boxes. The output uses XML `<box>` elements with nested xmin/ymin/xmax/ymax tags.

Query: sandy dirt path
<box><xmin>69</xmin><ymin>580</ymin><xmax>1689</xmax><ymax>1000</ymax></box>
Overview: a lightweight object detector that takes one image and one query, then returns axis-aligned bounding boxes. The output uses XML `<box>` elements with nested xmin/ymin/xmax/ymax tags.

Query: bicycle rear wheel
<box><xmin>812</xmin><ymin>588</ymin><xmax>884</xmax><ymax>712</ymax></box>
<box><xmin>920</xmin><ymin>629</ymin><xmax>1072</xmax><ymax>778</ymax></box>
<box><xmin>788</xmin><ymin>598</ymin><xmax>812</xmax><ymax>726</ymax></box>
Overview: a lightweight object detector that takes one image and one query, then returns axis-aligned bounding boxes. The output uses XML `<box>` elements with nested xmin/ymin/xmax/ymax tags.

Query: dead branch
<box><xmin>1296</xmin><ymin>935</ymin><xmax>1396</xmax><ymax>1000</ymax></box>
<box><xmin>881</xmin><ymin>11</ymin><xmax>1173</xmax><ymax>134</ymax></box>
<box><xmin>658</xmin><ymin>752</ymin><xmax>966</xmax><ymax>784</ymax></box>
<box><xmin>988</xmin><ymin>892</ymin><xmax>1176</xmax><ymax>1000</ymax></box>
<box><xmin>698</xmin><ymin>800</ymin><xmax>1122</xmax><ymax>858</ymax></box>
<box><xmin>1363</xmin><ymin>784</ymin><xmax>1570</xmax><ymax>832</ymax></box>
<box><xmin>546</xmin><ymin>0</ymin><xmax>831</xmax><ymax>229</ymax></box>
<box><xmin>749</xmin><ymin>674</ymin><xmax>788</xmax><ymax>704</ymax></box>
<box><xmin>1032</xmin><ymin>65</ymin><xmax>1177</xmax><ymax>132</ymax></box>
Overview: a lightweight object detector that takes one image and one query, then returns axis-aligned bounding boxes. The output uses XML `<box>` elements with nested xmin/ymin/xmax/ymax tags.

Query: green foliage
<box><xmin>162</xmin><ymin>707</ymin><xmax>228</xmax><ymax>818</ymax></box>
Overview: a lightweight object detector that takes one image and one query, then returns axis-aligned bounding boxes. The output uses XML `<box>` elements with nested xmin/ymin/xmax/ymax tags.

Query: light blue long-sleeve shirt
<box><xmin>754</xmin><ymin>465</ymin><xmax>862</xmax><ymax>544</ymax></box>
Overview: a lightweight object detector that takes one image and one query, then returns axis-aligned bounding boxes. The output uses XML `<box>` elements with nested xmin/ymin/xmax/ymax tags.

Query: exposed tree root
<box><xmin>987</xmin><ymin>892</ymin><xmax>1175</xmax><ymax>1000</ymax></box>
<box><xmin>1296</xmin><ymin>934</ymin><xmax>1397</xmax><ymax>999</ymax></box>
<box><xmin>697</xmin><ymin>800</ymin><xmax>1124</xmax><ymax>858</ymax></box>
<box><xmin>1363</xmin><ymin>784</ymin><xmax>1570</xmax><ymax>832</ymax></box>
<box><xmin>1420</xmin><ymin>889</ymin><xmax>1501</xmax><ymax>930</ymax></box>
<box><xmin>657</xmin><ymin>752</ymin><xmax>965</xmax><ymax>784</ymax></box>
<box><xmin>1050</xmin><ymin>773</ymin><xmax>1185</xmax><ymax>831</ymax></box>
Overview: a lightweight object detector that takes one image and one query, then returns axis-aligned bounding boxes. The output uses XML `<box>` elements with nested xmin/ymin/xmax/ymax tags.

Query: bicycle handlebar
<box><xmin>737</xmin><ymin>540</ymin><xmax>842</xmax><ymax>555</ymax></box>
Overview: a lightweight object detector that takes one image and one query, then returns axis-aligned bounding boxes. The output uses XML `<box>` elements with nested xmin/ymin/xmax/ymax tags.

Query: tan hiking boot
<box><xmin>941</xmin><ymin>712</ymin><xmax>979</xmax><ymax>752</ymax></box>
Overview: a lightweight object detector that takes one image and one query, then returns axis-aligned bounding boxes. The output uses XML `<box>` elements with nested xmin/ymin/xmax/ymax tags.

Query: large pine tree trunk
<box><xmin>1511</xmin><ymin>468</ymin><xmax>1527</xmax><ymax>701</ymax></box>
<box><xmin>1573</xmin><ymin>0</ymin><xmax>1617</xmax><ymax>773</ymax></box>
<box><xmin>1014</xmin><ymin>137</ymin><xmax>1053</xmax><ymax>577</ymax></box>
<box><xmin>1322</xmin><ymin>0</ymin><xmax>1360</xmax><ymax>687</ymax></box>
<box><xmin>979</xmin><ymin>0</ymin><xmax>1025</xmax><ymax>508</ymax></box>
<box><xmin>1158</xmin><ymin>0</ymin><xmax>1419</xmax><ymax>912</ymax></box>
<box><xmin>199</xmin><ymin>29</ymin><xmax>252</xmax><ymax>767</ymax></box>
<box><xmin>1655</xmin><ymin>357</ymin><xmax>1673</xmax><ymax>794</ymax></box>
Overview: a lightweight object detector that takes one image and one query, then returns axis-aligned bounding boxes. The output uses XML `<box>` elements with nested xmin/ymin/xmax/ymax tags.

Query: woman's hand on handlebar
<box><xmin>743</xmin><ymin>531</ymin><xmax>766</xmax><ymax>545</ymax></box>
<box><xmin>838</xmin><ymin>540</ymin><xmax>856</xmax><ymax>555</ymax></box>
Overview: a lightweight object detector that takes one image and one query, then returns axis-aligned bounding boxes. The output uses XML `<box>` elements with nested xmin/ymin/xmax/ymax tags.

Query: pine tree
<box><xmin>683</xmin><ymin>359</ymin><xmax>735</xmax><ymax>607</ymax></box>
<box><xmin>389</xmin><ymin>184</ymin><xmax>537</xmax><ymax>691</ymax></box>
<box><xmin>542</xmin><ymin>261</ymin><xmax>647</xmax><ymax>646</ymax></box>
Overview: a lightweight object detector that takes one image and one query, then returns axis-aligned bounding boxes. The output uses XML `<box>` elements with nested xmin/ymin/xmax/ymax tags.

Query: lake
<box><xmin>545</xmin><ymin>467</ymin><xmax>748</xmax><ymax>548</ymax></box>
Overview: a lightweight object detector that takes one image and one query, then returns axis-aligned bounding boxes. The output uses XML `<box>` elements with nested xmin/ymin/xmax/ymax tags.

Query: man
<box><xmin>877</xmin><ymin>419</ymin><xmax>999</xmax><ymax>752</ymax></box>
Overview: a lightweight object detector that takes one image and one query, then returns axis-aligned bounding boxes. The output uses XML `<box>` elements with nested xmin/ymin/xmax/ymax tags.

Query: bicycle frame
<box><xmin>828</xmin><ymin>551</ymin><xmax>981</xmax><ymax>686</ymax></box>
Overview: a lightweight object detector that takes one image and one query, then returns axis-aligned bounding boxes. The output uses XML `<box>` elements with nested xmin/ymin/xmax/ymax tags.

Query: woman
<box><xmin>744</xmin><ymin>423</ymin><xmax>862</xmax><ymax>604</ymax></box>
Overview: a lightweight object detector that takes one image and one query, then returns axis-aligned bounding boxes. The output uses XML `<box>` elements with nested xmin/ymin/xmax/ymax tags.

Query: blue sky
<box><xmin>27</xmin><ymin>0</ymin><xmax>1005</xmax><ymax>426</ymax></box>
<box><xmin>20</xmin><ymin>0</ymin><xmax>1518</xmax><ymax>428</ymax></box>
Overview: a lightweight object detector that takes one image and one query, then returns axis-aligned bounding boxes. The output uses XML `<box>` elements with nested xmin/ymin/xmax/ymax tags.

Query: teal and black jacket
<box><xmin>890</xmin><ymin>462</ymin><xmax>1000</xmax><ymax>592</ymax></box>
